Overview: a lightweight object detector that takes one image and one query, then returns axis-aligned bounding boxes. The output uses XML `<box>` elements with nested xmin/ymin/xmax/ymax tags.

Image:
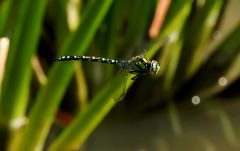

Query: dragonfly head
<box><xmin>150</xmin><ymin>60</ymin><xmax>160</xmax><ymax>74</ymax></box>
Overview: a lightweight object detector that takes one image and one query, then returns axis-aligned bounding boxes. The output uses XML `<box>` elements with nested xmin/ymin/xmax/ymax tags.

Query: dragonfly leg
<box><xmin>131</xmin><ymin>74</ymin><xmax>141</xmax><ymax>80</ymax></box>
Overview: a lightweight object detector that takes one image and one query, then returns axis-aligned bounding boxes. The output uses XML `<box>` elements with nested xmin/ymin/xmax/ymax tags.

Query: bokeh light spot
<box><xmin>192</xmin><ymin>96</ymin><xmax>200</xmax><ymax>105</ymax></box>
<box><xmin>218</xmin><ymin>76</ymin><xmax>228</xmax><ymax>86</ymax></box>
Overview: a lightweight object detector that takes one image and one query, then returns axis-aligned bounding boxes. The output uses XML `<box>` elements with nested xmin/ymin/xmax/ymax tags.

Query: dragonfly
<box><xmin>53</xmin><ymin>55</ymin><xmax>160</xmax><ymax>80</ymax></box>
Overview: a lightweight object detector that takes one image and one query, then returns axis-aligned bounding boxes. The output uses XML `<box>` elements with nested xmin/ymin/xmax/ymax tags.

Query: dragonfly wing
<box><xmin>113</xmin><ymin>69</ymin><xmax>129</xmax><ymax>102</ymax></box>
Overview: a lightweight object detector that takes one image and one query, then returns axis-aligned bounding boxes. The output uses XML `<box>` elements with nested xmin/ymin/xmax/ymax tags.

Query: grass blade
<box><xmin>0</xmin><ymin>0</ymin><xmax>13</xmax><ymax>36</ymax></box>
<box><xmin>19</xmin><ymin>1</ymin><xmax>113</xmax><ymax>150</ymax></box>
<box><xmin>1</xmin><ymin>0</ymin><xmax>47</xmax><ymax>121</ymax></box>
<box><xmin>49</xmin><ymin>72</ymin><xmax>127</xmax><ymax>150</ymax></box>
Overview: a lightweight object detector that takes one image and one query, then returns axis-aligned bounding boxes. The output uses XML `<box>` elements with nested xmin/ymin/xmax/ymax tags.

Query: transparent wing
<box><xmin>112</xmin><ymin>68</ymin><xmax>131</xmax><ymax>102</ymax></box>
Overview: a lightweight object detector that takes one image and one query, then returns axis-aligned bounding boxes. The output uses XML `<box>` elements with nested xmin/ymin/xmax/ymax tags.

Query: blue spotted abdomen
<box><xmin>54</xmin><ymin>55</ymin><xmax>130</xmax><ymax>68</ymax></box>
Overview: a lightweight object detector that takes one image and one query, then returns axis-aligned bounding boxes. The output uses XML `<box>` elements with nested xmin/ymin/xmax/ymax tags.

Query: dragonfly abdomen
<box><xmin>54</xmin><ymin>55</ymin><xmax>130</xmax><ymax>68</ymax></box>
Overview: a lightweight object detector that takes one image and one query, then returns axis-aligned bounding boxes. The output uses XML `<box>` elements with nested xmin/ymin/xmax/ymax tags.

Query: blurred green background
<box><xmin>0</xmin><ymin>0</ymin><xmax>240</xmax><ymax>150</ymax></box>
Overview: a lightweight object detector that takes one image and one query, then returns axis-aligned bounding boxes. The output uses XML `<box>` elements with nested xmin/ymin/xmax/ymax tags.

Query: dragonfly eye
<box><xmin>150</xmin><ymin>60</ymin><xmax>160</xmax><ymax>74</ymax></box>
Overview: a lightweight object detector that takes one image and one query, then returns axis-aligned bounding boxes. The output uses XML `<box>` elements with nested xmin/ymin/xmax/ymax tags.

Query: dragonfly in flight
<box><xmin>54</xmin><ymin>55</ymin><xmax>160</xmax><ymax>80</ymax></box>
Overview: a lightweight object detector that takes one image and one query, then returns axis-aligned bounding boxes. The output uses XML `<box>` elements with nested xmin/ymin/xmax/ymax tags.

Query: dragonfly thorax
<box><xmin>150</xmin><ymin>60</ymin><xmax>160</xmax><ymax>74</ymax></box>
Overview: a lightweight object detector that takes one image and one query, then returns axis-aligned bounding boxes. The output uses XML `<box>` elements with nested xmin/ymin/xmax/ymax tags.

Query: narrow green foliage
<box><xmin>49</xmin><ymin>72</ymin><xmax>127</xmax><ymax>150</ymax></box>
<box><xmin>0</xmin><ymin>0</ymin><xmax>12</xmax><ymax>36</ymax></box>
<box><xmin>178</xmin><ymin>0</ymin><xmax>224</xmax><ymax>80</ymax></box>
<box><xmin>18</xmin><ymin>1</ymin><xmax>113</xmax><ymax>151</ymax></box>
<box><xmin>153</xmin><ymin>0</ymin><xmax>193</xmax><ymax>90</ymax></box>
<box><xmin>187</xmin><ymin>24</ymin><xmax>240</xmax><ymax>96</ymax></box>
<box><xmin>0</xmin><ymin>0</ymin><xmax>48</xmax><ymax>121</ymax></box>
